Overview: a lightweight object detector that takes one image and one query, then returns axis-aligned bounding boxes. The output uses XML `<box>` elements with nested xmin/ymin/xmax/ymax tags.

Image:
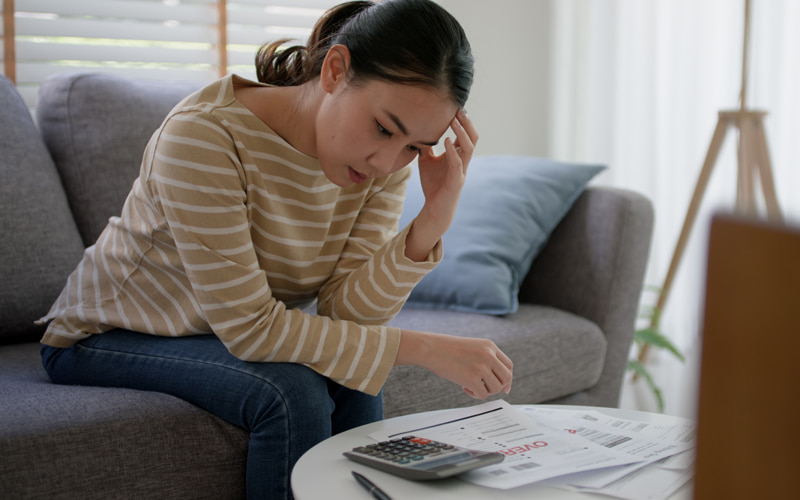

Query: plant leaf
<box><xmin>628</xmin><ymin>359</ymin><xmax>665</xmax><ymax>412</ymax></box>
<box><xmin>634</xmin><ymin>327</ymin><xmax>685</xmax><ymax>362</ymax></box>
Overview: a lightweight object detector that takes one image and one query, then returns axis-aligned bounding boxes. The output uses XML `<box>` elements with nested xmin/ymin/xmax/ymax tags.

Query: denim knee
<box><xmin>243</xmin><ymin>362</ymin><xmax>335</xmax><ymax>440</ymax></box>
<box><xmin>238</xmin><ymin>363</ymin><xmax>336</xmax><ymax>500</ymax></box>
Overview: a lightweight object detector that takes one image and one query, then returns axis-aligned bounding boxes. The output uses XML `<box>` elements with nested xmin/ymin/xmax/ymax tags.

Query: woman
<box><xmin>38</xmin><ymin>0</ymin><xmax>513</xmax><ymax>498</ymax></box>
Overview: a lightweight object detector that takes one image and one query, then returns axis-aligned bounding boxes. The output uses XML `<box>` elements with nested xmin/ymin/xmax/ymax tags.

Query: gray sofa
<box><xmin>0</xmin><ymin>72</ymin><xmax>654</xmax><ymax>498</ymax></box>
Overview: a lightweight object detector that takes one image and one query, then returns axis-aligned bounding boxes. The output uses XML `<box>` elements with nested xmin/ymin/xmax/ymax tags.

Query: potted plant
<box><xmin>628</xmin><ymin>286</ymin><xmax>685</xmax><ymax>413</ymax></box>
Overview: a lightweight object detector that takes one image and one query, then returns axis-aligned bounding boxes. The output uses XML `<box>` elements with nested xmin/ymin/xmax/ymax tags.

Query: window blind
<box><xmin>1</xmin><ymin>0</ymin><xmax>339</xmax><ymax>108</ymax></box>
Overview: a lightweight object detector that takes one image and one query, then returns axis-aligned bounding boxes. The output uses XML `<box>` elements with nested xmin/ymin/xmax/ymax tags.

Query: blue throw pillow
<box><xmin>398</xmin><ymin>155</ymin><xmax>604</xmax><ymax>315</ymax></box>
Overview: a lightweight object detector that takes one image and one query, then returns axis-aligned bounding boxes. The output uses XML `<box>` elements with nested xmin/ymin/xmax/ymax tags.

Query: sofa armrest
<box><xmin>519</xmin><ymin>186</ymin><xmax>654</xmax><ymax>407</ymax></box>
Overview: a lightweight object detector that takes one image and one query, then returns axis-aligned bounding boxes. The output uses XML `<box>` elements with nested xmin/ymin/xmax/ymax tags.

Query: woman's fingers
<box><xmin>456</xmin><ymin>110</ymin><xmax>479</xmax><ymax>146</ymax></box>
<box><xmin>481</xmin><ymin>373</ymin><xmax>504</xmax><ymax>394</ymax></box>
<box><xmin>451</xmin><ymin>111</ymin><xmax>478</xmax><ymax>157</ymax></box>
<box><xmin>440</xmin><ymin>111</ymin><xmax>478</xmax><ymax>174</ymax></box>
<box><xmin>418</xmin><ymin>111</ymin><xmax>478</xmax><ymax>175</ymax></box>
<box><xmin>462</xmin><ymin>375</ymin><xmax>502</xmax><ymax>400</ymax></box>
<box><xmin>458</xmin><ymin>110</ymin><xmax>479</xmax><ymax>144</ymax></box>
<box><xmin>461</xmin><ymin>346</ymin><xmax>514</xmax><ymax>400</ymax></box>
<box><xmin>496</xmin><ymin>348</ymin><xmax>514</xmax><ymax>393</ymax></box>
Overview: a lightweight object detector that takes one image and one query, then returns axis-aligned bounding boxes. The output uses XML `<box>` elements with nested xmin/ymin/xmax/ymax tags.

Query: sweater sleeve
<box><xmin>145</xmin><ymin>110</ymin><xmax>399</xmax><ymax>395</ymax></box>
<box><xmin>316</xmin><ymin>169</ymin><xmax>442</xmax><ymax>325</ymax></box>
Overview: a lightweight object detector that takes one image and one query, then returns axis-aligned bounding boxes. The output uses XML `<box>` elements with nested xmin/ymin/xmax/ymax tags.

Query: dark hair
<box><xmin>255</xmin><ymin>0</ymin><xmax>474</xmax><ymax>107</ymax></box>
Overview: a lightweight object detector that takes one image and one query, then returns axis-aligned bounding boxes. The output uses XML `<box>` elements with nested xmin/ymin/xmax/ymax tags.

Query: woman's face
<box><xmin>315</xmin><ymin>77</ymin><xmax>459</xmax><ymax>187</ymax></box>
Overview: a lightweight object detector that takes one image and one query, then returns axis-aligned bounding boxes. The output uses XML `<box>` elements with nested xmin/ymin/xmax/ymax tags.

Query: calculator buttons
<box><xmin>343</xmin><ymin>435</ymin><xmax>504</xmax><ymax>480</ymax></box>
<box><xmin>348</xmin><ymin>436</ymin><xmax>460</xmax><ymax>465</ymax></box>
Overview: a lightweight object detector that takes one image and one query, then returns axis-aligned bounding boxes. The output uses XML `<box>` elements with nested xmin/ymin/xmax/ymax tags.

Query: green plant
<box><xmin>628</xmin><ymin>286</ymin><xmax>685</xmax><ymax>413</ymax></box>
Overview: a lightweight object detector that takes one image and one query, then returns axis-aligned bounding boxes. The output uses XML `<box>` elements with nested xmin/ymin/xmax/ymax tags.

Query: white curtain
<box><xmin>550</xmin><ymin>0</ymin><xmax>800</xmax><ymax>353</ymax></box>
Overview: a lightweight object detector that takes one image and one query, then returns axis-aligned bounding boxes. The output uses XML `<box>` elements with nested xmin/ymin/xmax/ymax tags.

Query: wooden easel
<box><xmin>637</xmin><ymin>0</ymin><xmax>782</xmax><ymax>366</ymax></box>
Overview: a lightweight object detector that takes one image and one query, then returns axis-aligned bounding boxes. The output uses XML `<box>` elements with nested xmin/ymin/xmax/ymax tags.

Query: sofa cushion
<box><xmin>0</xmin><ymin>343</ymin><xmax>248</xmax><ymax>499</ymax></box>
<box><xmin>36</xmin><ymin>72</ymin><xmax>202</xmax><ymax>245</ymax></box>
<box><xmin>0</xmin><ymin>76</ymin><xmax>86</xmax><ymax>345</ymax></box>
<box><xmin>398</xmin><ymin>156</ymin><xmax>604</xmax><ymax>314</ymax></box>
<box><xmin>384</xmin><ymin>304</ymin><xmax>606</xmax><ymax>417</ymax></box>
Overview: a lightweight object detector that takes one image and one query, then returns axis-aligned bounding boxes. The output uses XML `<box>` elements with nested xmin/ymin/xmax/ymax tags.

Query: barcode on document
<box><xmin>580</xmin><ymin>429</ymin><xmax>632</xmax><ymax>448</ymax></box>
<box><xmin>490</xmin><ymin>461</ymin><xmax>542</xmax><ymax>476</ymax></box>
<box><xmin>511</xmin><ymin>462</ymin><xmax>541</xmax><ymax>471</ymax></box>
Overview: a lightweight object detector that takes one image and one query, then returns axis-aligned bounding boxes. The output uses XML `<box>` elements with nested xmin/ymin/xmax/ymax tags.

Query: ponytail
<box><xmin>255</xmin><ymin>0</ymin><xmax>474</xmax><ymax>107</ymax></box>
<box><xmin>255</xmin><ymin>1</ymin><xmax>373</xmax><ymax>87</ymax></box>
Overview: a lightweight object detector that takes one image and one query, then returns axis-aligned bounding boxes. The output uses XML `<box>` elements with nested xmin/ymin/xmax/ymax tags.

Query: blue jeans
<box><xmin>41</xmin><ymin>329</ymin><xmax>383</xmax><ymax>500</ymax></box>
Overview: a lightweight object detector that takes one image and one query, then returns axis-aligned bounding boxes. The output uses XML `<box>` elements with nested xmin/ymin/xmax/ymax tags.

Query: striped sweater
<box><xmin>39</xmin><ymin>75</ymin><xmax>442</xmax><ymax>395</ymax></box>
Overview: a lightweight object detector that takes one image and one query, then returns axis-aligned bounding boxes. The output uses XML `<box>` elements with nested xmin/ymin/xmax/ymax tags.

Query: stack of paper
<box><xmin>368</xmin><ymin>400</ymin><xmax>696</xmax><ymax>500</ymax></box>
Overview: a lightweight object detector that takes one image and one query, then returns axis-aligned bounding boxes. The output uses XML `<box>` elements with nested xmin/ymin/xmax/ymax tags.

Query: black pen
<box><xmin>352</xmin><ymin>470</ymin><xmax>393</xmax><ymax>500</ymax></box>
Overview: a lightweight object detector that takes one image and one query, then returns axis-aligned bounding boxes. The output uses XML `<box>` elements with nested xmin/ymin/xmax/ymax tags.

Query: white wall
<box><xmin>435</xmin><ymin>0</ymin><xmax>554</xmax><ymax>157</ymax></box>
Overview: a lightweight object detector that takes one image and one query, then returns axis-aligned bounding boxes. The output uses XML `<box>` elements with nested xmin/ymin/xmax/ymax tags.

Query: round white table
<box><xmin>291</xmin><ymin>405</ymin><xmax>694</xmax><ymax>500</ymax></box>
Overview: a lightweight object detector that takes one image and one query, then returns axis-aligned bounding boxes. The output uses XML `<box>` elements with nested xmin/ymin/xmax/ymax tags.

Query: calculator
<box><xmin>343</xmin><ymin>435</ymin><xmax>504</xmax><ymax>480</ymax></box>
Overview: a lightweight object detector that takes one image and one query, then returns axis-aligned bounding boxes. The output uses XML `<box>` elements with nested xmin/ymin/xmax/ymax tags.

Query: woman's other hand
<box><xmin>395</xmin><ymin>329</ymin><xmax>513</xmax><ymax>399</ymax></box>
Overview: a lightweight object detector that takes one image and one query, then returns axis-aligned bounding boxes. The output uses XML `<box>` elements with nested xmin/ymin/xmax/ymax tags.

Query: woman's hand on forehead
<box><xmin>403</xmin><ymin>110</ymin><xmax>478</xmax><ymax>262</ymax></box>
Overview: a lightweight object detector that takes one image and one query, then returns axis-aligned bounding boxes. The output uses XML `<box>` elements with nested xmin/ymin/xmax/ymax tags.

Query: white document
<box><xmin>550</xmin><ymin>463</ymin><xmax>694</xmax><ymax>500</ymax></box>
<box><xmin>368</xmin><ymin>400</ymin><xmax>644</xmax><ymax>490</ymax></box>
<box><xmin>521</xmin><ymin>406</ymin><xmax>696</xmax><ymax>500</ymax></box>
<box><xmin>521</xmin><ymin>406</ymin><xmax>696</xmax><ymax>489</ymax></box>
<box><xmin>657</xmin><ymin>449</ymin><xmax>695</xmax><ymax>471</ymax></box>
